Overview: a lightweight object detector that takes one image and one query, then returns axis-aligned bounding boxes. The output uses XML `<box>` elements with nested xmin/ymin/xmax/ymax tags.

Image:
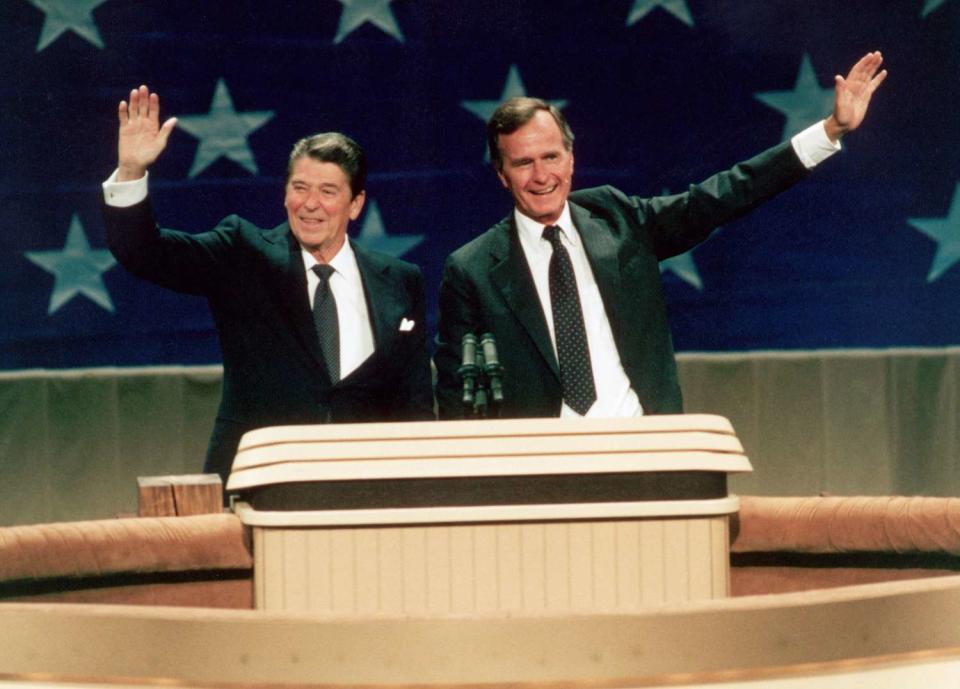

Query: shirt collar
<box><xmin>513</xmin><ymin>202</ymin><xmax>580</xmax><ymax>249</ymax></box>
<box><xmin>300</xmin><ymin>238</ymin><xmax>360</xmax><ymax>284</ymax></box>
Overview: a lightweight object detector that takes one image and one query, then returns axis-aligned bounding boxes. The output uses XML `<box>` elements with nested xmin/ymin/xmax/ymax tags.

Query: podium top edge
<box><xmin>225</xmin><ymin>451</ymin><xmax>753</xmax><ymax>492</ymax></box>
<box><xmin>236</xmin><ymin>414</ymin><xmax>735</xmax><ymax>451</ymax></box>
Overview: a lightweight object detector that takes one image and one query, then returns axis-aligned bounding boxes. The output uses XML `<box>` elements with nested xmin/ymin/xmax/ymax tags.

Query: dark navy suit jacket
<box><xmin>435</xmin><ymin>141</ymin><xmax>809</xmax><ymax>419</ymax></box>
<box><xmin>103</xmin><ymin>197</ymin><xmax>434</xmax><ymax>481</ymax></box>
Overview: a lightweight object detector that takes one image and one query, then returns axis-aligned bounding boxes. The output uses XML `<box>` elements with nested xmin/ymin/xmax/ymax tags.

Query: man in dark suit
<box><xmin>435</xmin><ymin>52</ymin><xmax>886</xmax><ymax>420</ymax></box>
<box><xmin>102</xmin><ymin>86</ymin><xmax>434</xmax><ymax>482</ymax></box>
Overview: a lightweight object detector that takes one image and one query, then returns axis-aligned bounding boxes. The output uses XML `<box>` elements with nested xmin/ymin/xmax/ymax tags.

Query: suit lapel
<box><xmin>264</xmin><ymin>224</ymin><xmax>328</xmax><ymax>373</ymax></box>
<box><xmin>570</xmin><ymin>202</ymin><xmax>622</xmax><ymax>332</ymax></box>
<box><xmin>488</xmin><ymin>217</ymin><xmax>560</xmax><ymax>379</ymax></box>
<box><xmin>353</xmin><ymin>242</ymin><xmax>405</xmax><ymax>356</ymax></box>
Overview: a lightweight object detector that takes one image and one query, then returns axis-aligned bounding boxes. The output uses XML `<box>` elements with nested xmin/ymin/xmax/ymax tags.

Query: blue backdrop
<box><xmin>3</xmin><ymin>0</ymin><xmax>958</xmax><ymax>369</ymax></box>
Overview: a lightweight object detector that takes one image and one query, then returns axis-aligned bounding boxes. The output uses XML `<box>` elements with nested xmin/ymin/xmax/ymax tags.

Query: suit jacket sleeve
<box><xmin>101</xmin><ymin>195</ymin><xmax>239</xmax><ymax>296</ymax></box>
<box><xmin>587</xmin><ymin>140</ymin><xmax>810</xmax><ymax>261</ymax></box>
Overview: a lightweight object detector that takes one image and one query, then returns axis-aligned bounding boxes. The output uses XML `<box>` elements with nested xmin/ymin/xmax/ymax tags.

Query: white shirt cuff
<box><xmin>790</xmin><ymin>120</ymin><xmax>841</xmax><ymax>169</ymax></box>
<box><xmin>102</xmin><ymin>169</ymin><xmax>149</xmax><ymax>207</ymax></box>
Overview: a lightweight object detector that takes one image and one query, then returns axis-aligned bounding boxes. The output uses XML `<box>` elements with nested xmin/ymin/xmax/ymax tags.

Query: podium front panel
<box><xmin>238</xmin><ymin>502</ymin><xmax>735</xmax><ymax>614</ymax></box>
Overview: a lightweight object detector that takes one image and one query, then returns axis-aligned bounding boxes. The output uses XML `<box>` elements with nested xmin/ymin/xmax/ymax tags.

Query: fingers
<box><xmin>123</xmin><ymin>85</ymin><xmax>158</xmax><ymax>123</ymax></box>
<box><xmin>118</xmin><ymin>84</ymin><xmax>174</xmax><ymax>134</ymax></box>
<box><xmin>128</xmin><ymin>87</ymin><xmax>140</xmax><ymax>121</ymax></box>
<box><xmin>157</xmin><ymin>116</ymin><xmax>178</xmax><ymax>147</ymax></box>
<box><xmin>837</xmin><ymin>52</ymin><xmax>887</xmax><ymax>102</ymax></box>
<box><xmin>849</xmin><ymin>51</ymin><xmax>883</xmax><ymax>82</ymax></box>
<box><xmin>136</xmin><ymin>85</ymin><xmax>149</xmax><ymax>119</ymax></box>
<box><xmin>870</xmin><ymin>69</ymin><xmax>888</xmax><ymax>92</ymax></box>
<box><xmin>148</xmin><ymin>92</ymin><xmax>160</xmax><ymax>126</ymax></box>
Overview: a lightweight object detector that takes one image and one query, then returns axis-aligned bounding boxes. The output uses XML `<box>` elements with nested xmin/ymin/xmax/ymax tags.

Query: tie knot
<box><xmin>312</xmin><ymin>264</ymin><xmax>335</xmax><ymax>283</ymax></box>
<box><xmin>542</xmin><ymin>225</ymin><xmax>562</xmax><ymax>247</ymax></box>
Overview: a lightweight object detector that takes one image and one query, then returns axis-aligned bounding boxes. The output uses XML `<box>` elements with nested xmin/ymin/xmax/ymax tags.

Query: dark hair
<box><xmin>486</xmin><ymin>97</ymin><xmax>574</xmax><ymax>170</ymax></box>
<box><xmin>286</xmin><ymin>132</ymin><xmax>367</xmax><ymax>197</ymax></box>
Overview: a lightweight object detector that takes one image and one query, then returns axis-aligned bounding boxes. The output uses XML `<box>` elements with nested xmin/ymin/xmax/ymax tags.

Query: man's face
<box><xmin>284</xmin><ymin>156</ymin><xmax>365</xmax><ymax>261</ymax></box>
<box><xmin>495</xmin><ymin>110</ymin><xmax>574</xmax><ymax>225</ymax></box>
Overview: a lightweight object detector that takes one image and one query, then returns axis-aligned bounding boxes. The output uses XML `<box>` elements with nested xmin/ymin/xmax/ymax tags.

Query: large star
<box><xmin>461</xmin><ymin>65</ymin><xmax>568</xmax><ymax>161</ymax></box>
<box><xmin>352</xmin><ymin>200</ymin><xmax>424</xmax><ymax>258</ymax></box>
<box><xmin>922</xmin><ymin>0</ymin><xmax>952</xmax><ymax>17</ymax></box>
<box><xmin>24</xmin><ymin>214</ymin><xmax>116</xmax><ymax>314</ymax></box>
<box><xmin>754</xmin><ymin>54</ymin><xmax>834</xmax><ymax>141</ymax></box>
<box><xmin>908</xmin><ymin>183</ymin><xmax>960</xmax><ymax>283</ymax></box>
<box><xmin>26</xmin><ymin>0</ymin><xmax>109</xmax><ymax>52</ymax></box>
<box><xmin>626</xmin><ymin>0</ymin><xmax>694</xmax><ymax>27</ymax></box>
<box><xmin>176</xmin><ymin>79</ymin><xmax>274</xmax><ymax>178</ymax></box>
<box><xmin>334</xmin><ymin>0</ymin><xmax>404</xmax><ymax>43</ymax></box>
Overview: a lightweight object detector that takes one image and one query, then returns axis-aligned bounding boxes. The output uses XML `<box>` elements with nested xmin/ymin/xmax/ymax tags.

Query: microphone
<box><xmin>457</xmin><ymin>333</ymin><xmax>479</xmax><ymax>407</ymax></box>
<box><xmin>480</xmin><ymin>333</ymin><xmax>504</xmax><ymax>404</ymax></box>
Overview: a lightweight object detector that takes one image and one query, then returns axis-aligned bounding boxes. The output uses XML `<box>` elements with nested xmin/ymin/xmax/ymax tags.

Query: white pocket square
<box><xmin>399</xmin><ymin>318</ymin><xmax>416</xmax><ymax>332</ymax></box>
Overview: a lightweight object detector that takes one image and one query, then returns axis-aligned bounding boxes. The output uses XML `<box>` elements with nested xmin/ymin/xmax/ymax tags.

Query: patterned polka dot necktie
<box><xmin>543</xmin><ymin>225</ymin><xmax>597</xmax><ymax>415</ymax></box>
<box><xmin>312</xmin><ymin>264</ymin><xmax>340</xmax><ymax>385</ymax></box>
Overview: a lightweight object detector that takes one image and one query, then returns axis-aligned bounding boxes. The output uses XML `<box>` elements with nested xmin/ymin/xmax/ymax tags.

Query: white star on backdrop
<box><xmin>908</xmin><ymin>183</ymin><xmax>960</xmax><ymax>283</ymax></box>
<box><xmin>461</xmin><ymin>65</ymin><xmax>568</xmax><ymax>161</ymax></box>
<box><xmin>176</xmin><ymin>79</ymin><xmax>275</xmax><ymax>178</ymax></box>
<box><xmin>754</xmin><ymin>54</ymin><xmax>834</xmax><ymax>141</ymax></box>
<box><xmin>26</xmin><ymin>0</ymin><xmax>108</xmax><ymax>52</ymax></box>
<box><xmin>660</xmin><ymin>251</ymin><xmax>703</xmax><ymax>290</ymax></box>
<box><xmin>626</xmin><ymin>0</ymin><xmax>694</xmax><ymax>27</ymax></box>
<box><xmin>922</xmin><ymin>0</ymin><xmax>951</xmax><ymax>17</ymax></box>
<box><xmin>352</xmin><ymin>201</ymin><xmax>424</xmax><ymax>258</ymax></box>
<box><xmin>334</xmin><ymin>0</ymin><xmax>404</xmax><ymax>43</ymax></box>
<box><xmin>24</xmin><ymin>214</ymin><xmax>116</xmax><ymax>314</ymax></box>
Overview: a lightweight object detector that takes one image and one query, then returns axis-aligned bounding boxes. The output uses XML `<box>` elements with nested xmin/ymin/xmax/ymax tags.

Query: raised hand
<box><xmin>117</xmin><ymin>85</ymin><xmax>177</xmax><ymax>182</ymax></box>
<box><xmin>824</xmin><ymin>51</ymin><xmax>887</xmax><ymax>142</ymax></box>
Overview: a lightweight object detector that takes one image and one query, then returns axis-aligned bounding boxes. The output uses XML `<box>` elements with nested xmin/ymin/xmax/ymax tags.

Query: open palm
<box><xmin>831</xmin><ymin>52</ymin><xmax>887</xmax><ymax>135</ymax></box>
<box><xmin>117</xmin><ymin>85</ymin><xmax>177</xmax><ymax>181</ymax></box>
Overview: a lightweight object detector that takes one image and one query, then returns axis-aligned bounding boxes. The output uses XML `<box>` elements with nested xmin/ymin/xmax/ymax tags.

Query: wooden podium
<box><xmin>226</xmin><ymin>414</ymin><xmax>751</xmax><ymax>616</ymax></box>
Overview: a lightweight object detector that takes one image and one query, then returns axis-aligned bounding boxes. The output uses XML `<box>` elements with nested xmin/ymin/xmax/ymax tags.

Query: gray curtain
<box><xmin>2</xmin><ymin>349</ymin><xmax>958</xmax><ymax>525</ymax></box>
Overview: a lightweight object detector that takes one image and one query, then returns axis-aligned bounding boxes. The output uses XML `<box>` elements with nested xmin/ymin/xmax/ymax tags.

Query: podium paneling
<box><xmin>227</xmin><ymin>415</ymin><xmax>751</xmax><ymax>615</ymax></box>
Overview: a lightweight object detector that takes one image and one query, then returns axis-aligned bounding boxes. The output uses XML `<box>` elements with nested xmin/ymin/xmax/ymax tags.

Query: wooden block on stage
<box><xmin>137</xmin><ymin>474</ymin><xmax>222</xmax><ymax>517</ymax></box>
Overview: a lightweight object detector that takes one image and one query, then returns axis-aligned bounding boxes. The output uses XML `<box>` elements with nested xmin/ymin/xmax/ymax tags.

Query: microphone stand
<box><xmin>472</xmin><ymin>347</ymin><xmax>489</xmax><ymax>418</ymax></box>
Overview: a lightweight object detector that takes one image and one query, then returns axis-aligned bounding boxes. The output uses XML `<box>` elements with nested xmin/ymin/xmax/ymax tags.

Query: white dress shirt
<box><xmin>513</xmin><ymin>120</ymin><xmax>840</xmax><ymax>417</ymax></box>
<box><xmin>102</xmin><ymin>171</ymin><xmax>376</xmax><ymax>381</ymax></box>
<box><xmin>515</xmin><ymin>205</ymin><xmax>641</xmax><ymax>418</ymax></box>
<box><xmin>302</xmin><ymin>242</ymin><xmax>375</xmax><ymax>380</ymax></box>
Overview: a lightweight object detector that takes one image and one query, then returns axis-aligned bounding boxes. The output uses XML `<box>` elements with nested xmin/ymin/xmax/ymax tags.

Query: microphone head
<box><xmin>479</xmin><ymin>332</ymin><xmax>499</xmax><ymax>366</ymax></box>
<box><xmin>461</xmin><ymin>333</ymin><xmax>477</xmax><ymax>367</ymax></box>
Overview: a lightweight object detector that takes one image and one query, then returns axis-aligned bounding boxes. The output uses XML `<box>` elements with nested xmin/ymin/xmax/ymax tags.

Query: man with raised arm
<box><xmin>435</xmin><ymin>52</ymin><xmax>886</xmax><ymax>420</ymax></box>
<box><xmin>102</xmin><ymin>86</ymin><xmax>434</xmax><ymax>483</ymax></box>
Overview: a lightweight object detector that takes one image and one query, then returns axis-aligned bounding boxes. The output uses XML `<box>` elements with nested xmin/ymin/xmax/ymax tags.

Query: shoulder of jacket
<box><xmin>570</xmin><ymin>184</ymin><xmax>629</xmax><ymax>208</ymax></box>
<box><xmin>448</xmin><ymin>216</ymin><xmax>510</xmax><ymax>264</ymax></box>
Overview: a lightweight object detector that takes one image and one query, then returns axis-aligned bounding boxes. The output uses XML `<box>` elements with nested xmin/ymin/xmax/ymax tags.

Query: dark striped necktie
<box><xmin>311</xmin><ymin>263</ymin><xmax>340</xmax><ymax>384</ymax></box>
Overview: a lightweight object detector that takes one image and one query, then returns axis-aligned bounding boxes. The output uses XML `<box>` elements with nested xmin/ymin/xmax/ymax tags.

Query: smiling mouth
<box><xmin>529</xmin><ymin>185</ymin><xmax>557</xmax><ymax>196</ymax></box>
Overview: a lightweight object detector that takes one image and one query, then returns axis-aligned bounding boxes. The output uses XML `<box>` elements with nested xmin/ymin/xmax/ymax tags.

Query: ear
<box><xmin>496</xmin><ymin>167</ymin><xmax>509</xmax><ymax>189</ymax></box>
<box><xmin>349</xmin><ymin>190</ymin><xmax>366</xmax><ymax>220</ymax></box>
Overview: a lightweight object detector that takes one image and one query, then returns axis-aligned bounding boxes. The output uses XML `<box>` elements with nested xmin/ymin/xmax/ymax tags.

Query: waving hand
<box><xmin>117</xmin><ymin>85</ymin><xmax>178</xmax><ymax>182</ymax></box>
<box><xmin>824</xmin><ymin>52</ymin><xmax>887</xmax><ymax>142</ymax></box>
